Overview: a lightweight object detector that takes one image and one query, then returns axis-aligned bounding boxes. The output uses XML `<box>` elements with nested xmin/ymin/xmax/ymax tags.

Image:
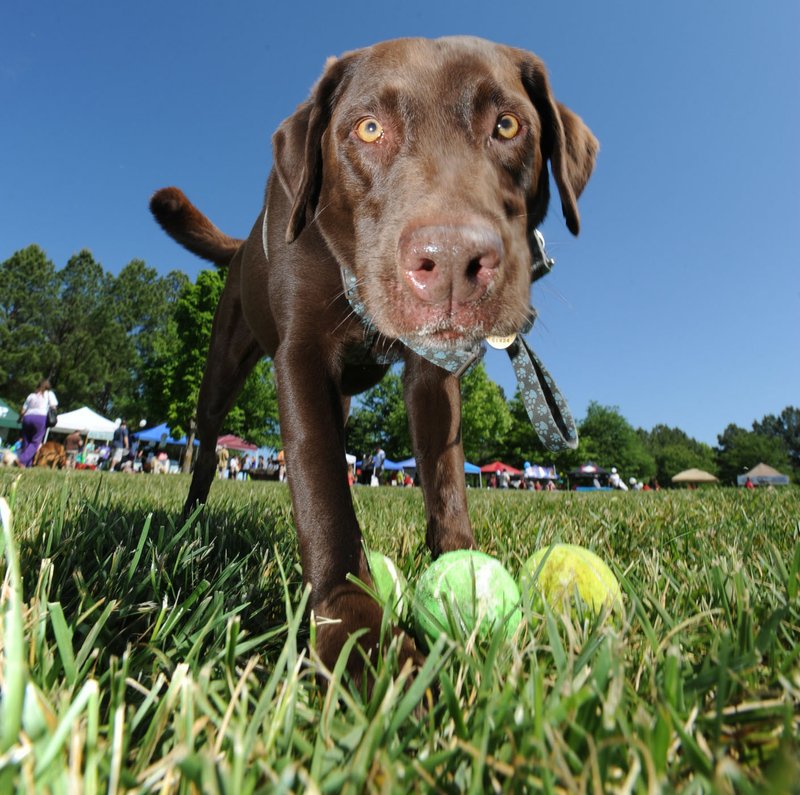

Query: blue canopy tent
<box><xmin>387</xmin><ymin>456</ymin><xmax>482</xmax><ymax>484</ymax></box>
<box><xmin>134</xmin><ymin>422</ymin><xmax>198</xmax><ymax>446</ymax></box>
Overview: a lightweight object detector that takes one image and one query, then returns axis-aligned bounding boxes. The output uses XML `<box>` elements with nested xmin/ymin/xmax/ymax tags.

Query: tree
<box><xmin>499</xmin><ymin>389</ymin><xmax>549</xmax><ymax>464</ymax></box>
<box><xmin>49</xmin><ymin>250</ymin><xmax>129</xmax><ymax>414</ymax></box>
<box><xmin>345</xmin><ymin>361</ymin><xmax>514</xmax><ymax>464</ymax></box>
<box><xmin>0</xmin><ymin>245</ymin><xmax>59</xmax><ymax>401</ymax></box>
<box><xmin>151</xmin><ymin>268</ymin><xmax>281</xmax><ymax>469</ymax></box>
<box><xmin>346</xmin><ymin>370</ymin><xmax>410</xmax><ymax>458</ymax></box>
<box><xmin>225</xmin><ymin>359</ymin><xmax>281</xmax><ymax>449</ymax></box>
<box><xmin>459</xmin><ymin>362</ymin><xmax>512</xmax><ymax>463</ymax></box>
<box><xmin>640</xmin><ymin>424</ymin><xmax>717</xmax><ymax>486</ymax></box>
<box><xmin>154</xmin><ymin>269</ymin><xmax>224</xmax><ymax>469</ymax></box>
<box><xmin>577</xmin><ymin>402</ymin><xmax>656</xmax><ymax>483</ymax></box>
<box><xmin>752</xmin><ymin>406</ymin><xmax>800</xmax><ymax>478</ymax></box>
<box><xmin>111</xmin><ymin>260</ymin><xmax>189</xmax><ymax>421</ymax></box>
<box><xmin>1</xmin><ymin>246</ymin><xmax>189</xmax><ymax>424</ymax></box>
<box><xmin>715</xmin><ymin>424</ymin><xmax>791</xmax><ymax>485</ymax></box>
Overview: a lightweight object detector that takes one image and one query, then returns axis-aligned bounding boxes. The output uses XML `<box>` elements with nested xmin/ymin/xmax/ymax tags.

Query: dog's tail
<box><xmin>150</xmin><ymin>187</ymin><xmax>243</xmax><ymax>267</ymax></box>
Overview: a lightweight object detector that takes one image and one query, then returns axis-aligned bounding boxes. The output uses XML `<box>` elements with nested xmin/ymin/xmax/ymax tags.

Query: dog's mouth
<box><xmin>382</xmin><ymin>303</ymin><xmax>526</xmax><ymax>352</ymax></box>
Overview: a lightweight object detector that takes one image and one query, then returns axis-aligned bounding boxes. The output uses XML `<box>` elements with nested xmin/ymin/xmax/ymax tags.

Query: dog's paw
<box><xmin>312</xmin><ymin>584</ymin><xmax>424</xmax><ymax>692</ymax></box>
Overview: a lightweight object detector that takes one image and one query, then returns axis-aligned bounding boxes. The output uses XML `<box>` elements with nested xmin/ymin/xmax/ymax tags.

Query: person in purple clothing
<box><xmin>19</xmin><ymin>378</ymin><xmax>58</xmax><ymax>467</ymax></box>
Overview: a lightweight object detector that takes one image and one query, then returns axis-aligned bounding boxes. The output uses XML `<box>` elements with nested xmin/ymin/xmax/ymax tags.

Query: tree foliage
<box><xmin>346</xmin><ymin>370</ymin><xmax>410</xmax><ymax>458</ymax></box>
<box><xmin>150</xmin><ymin>268</ymin><xmax>280</xmax><ymax>457</ymax></box>
<box><xmin>576</xmin><ymin>402</ymin><xmax>656</xmax><ymax>482</ymax></box>
<box><xmin>0</xmin><ymin>246</ymin><xmax>185</xmax><ymax>420</ymax></box>
<box><xmin>226</xmin><ymin>359</ymin><xmax>281</xmax><ymax>449</ymax></box>
<box><xmin>459</xmin><ymin>363</ymin><xmax>512</xmax><ymax>463</ymax></box>
<box><xmin>752</xmin><ymin>406</ymin><xmax>800</xmax><ymax>478</ymax></box>
<box><xmin>639</xmin><ymin>424</ymin><xmax>717</xmax><ymax>486</ymax></box>
<box><xmin>0</xmin><ymin>245</ymin><xmax>59</xmax><ymax>396</ymax></box>
<box><xmin>0</xmin><ymin>249</ymin><xmax>278</xmax><ymax>451</ymax></box>
<box><xmin>345</xmin><ymin>363</ymin><xmax>512</xmax><ymax>464</ymax></box>
<box><xmin>715</xmin><ymin>423</ymin><xmax>791</xmax><ymax>485</ymax></box>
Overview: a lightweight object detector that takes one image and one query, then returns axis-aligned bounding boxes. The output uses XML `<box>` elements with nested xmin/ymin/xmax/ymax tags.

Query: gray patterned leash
<box><xmin>340</xmin><ymin>230</ymin><xmax>577</xmax><ymax>452</ymax></box>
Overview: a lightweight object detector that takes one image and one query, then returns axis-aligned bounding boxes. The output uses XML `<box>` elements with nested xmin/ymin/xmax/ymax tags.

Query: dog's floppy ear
<box><xmin>518</xmin><ymin>55</ymin><xmax>598</xmax><ymax>235</ymax></box>
<box><xmin>273</xmin><ymin>54</ymin><xmax>359</xmax><ymax>243</ymax></box>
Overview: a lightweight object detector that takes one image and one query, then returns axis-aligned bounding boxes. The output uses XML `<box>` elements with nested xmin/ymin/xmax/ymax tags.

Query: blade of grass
<box><xmin>1</xmin><ymin>495</ymin><xmax>26</xmax><ymax>758</ymax></box>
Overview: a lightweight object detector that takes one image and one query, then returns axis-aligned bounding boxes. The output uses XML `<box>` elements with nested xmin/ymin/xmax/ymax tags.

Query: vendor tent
<box><xmin>51</xmin><ymin>407</ymin><xmax>117</xmax><ymax>440</ymax></box>
<box><xmin>0</xmin><ymin>398</ymin><xmax>20</xmax><ymax>430</ymax></box>
<box><xmin>568</xmin><ymin>462</ymin><xmax>610</xmax><ymax>490</ymax></box>
<box><xmin>135</xmin><ymin>422</ymin><xmax>195</xmax><ymax>446</ymax></box>
<box><xmin>524</xmin><ymin>462</ymin><xmax>558</xmax><ymax>480</ymax></box>
<box><xmin>217</xmin><ymin>433</ymin><xmax>258</xmax><ymax>452</ymax></box>
<box><xmin>569</xmin><ymin>463</ymin><xmax>606</xmax><ymax>477</ymax></box>
<box><xmin>737</xmin><ymin>463</ymin><xmax>790</xmax><ymax>486</ymax></box>
<box><xmin>479</xmin><ymin>461</ymin><xmax>523</xmax><ymax>475</ymax></box>
<box><xmin>671</xmin><ymin>468</ymin><xmax>718</xmax><ymax>484</ymax></box>
<box><xmin>386</xmin><ymin>456</ymin><xmax>482</xmax><ymax>476</ymax></box>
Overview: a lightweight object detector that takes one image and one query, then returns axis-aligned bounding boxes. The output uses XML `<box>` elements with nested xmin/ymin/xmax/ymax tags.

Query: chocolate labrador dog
<box><xmin>151</xmin><ymin>36</ymin><xmax>597</xmax><ymax>682</ymax></box>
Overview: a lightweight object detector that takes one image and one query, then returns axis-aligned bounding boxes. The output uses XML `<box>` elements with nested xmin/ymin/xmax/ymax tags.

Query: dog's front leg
<box><xmin>403</xmin><ymin>353</ymin><xmax>476</xmax><ymax>557</ymax></box>
<box><xmin>274</xmin><ymin>345</ymin><xmax>420</xmax><ymax>684</ymax></box>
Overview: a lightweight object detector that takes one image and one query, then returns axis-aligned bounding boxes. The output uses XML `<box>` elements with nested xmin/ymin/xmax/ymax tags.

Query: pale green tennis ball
<box><xmin>366</xmin><ymin>550</ymin><xmax>407</xmax><ymax>616</ymax></box>
<box><xmin>520</xmin><ymin>543</ymin><xmax>621</xmax><ymax>614</ymax></box>
<box><xmin>413</xmin><ymin>550</ymin><xmax>522</xmax><ymax>642</ymax></box>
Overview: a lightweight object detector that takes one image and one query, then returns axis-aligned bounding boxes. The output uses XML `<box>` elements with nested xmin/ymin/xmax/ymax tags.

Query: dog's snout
<box><xmin>399</xmin><ymin>224</ymin><xmax>502</xmax><ymax>305</ymax></box>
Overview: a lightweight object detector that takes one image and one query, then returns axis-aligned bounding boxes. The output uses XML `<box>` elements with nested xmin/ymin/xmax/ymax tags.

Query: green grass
<box><xmin>1</xmin><ymin>469</ymin><xmax>798</xmax><ymax>793</ymax></box>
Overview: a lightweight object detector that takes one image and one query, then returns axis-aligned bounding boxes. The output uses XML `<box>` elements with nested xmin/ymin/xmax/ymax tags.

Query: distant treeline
<box><xmin>2</xmin><ymin>245</ymin><xmax>796</xmax><ymax>484</ymax></box>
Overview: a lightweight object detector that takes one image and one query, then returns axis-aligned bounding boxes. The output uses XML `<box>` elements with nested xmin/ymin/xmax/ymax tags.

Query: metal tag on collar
<box><xmin>487</xmin><ymin>305</ymin><xmax>536</xmax><ymax>350</ymax></box>
<box><xmin>486</xmin><ymin>333</ymin><xmax>516</xmax><ymax>350</ymax></box>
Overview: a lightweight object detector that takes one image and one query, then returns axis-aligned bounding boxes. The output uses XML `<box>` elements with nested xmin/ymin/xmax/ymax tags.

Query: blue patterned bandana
<box><xmin>340</xmin><ymin>231</ymin><xmax>578</xmax><ymax>452</ymax></box>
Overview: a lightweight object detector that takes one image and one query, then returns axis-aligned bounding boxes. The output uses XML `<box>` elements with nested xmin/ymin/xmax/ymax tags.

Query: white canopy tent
<box><xmin>50</xmin><ymin>407</ymin><xmax>118</xmax><ymax>441</ymax></box>
<box><xmin>737</xmin><ymin>463</ymin><xmax>790</xmax><ymax>487</ymax></box>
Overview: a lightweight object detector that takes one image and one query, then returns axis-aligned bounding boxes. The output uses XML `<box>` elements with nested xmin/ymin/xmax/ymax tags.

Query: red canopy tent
<box><xmin>217</xmin><ymin>434</ymin><xmax>258</xmax><ymax>452</ymax></box>
<box><xmin>479</xmin><ymin>460</ymin><xmax>523</xmax><ymax>475</ymax></box>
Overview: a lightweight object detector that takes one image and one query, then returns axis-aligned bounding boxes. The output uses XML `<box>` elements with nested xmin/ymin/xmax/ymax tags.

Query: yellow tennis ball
<box><xmin>520</xmin><ymin>543</ymin><xmax>621</xmax><ymax>615</ymax></box>
<box><xmin>413</xmin><ymin>550</ymin><xmax>522</xmax><ymax>643</ymax></box>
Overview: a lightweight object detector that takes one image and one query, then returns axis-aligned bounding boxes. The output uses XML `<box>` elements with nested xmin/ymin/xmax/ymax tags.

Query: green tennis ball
<box><xmin>520</xmin><ymin>543</ymin><xmax>621</xmax><ymax>615</ymax></box>
<box><xmin>366</xmin><ymin>550</ymin><xmax>407</xmax><ymax>617</ymax></box>
<box><xmin>413</xmin><ymin>550</ymin><xmax>522</xmax><ymax>642</ymax></box>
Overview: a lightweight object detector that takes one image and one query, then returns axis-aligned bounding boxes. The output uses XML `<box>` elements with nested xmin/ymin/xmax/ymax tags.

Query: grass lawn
<box><xmin>1</xmin><ymin>469</ymin><xmax>798</xmax><ymax>793</ymax></box>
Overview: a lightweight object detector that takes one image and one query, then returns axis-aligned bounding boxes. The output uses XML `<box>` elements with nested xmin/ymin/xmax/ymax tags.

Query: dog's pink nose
<box><xmin>399</xmin><ymin>224</ymin><xmax>502</xmax><ymax>305</ymax></box>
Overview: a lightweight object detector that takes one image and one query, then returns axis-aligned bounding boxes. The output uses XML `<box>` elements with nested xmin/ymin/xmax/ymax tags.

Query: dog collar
<box><xmin>340</xmin><ymin>230</ymin><xmax>578</xmax><ymax>452</ymax></box>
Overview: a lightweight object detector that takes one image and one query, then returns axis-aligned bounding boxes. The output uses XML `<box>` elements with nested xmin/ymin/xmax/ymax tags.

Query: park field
<box><xmin>1</xmin><ymin>470</ymin><xmax>798</xmax><ymax>793</ymax></box>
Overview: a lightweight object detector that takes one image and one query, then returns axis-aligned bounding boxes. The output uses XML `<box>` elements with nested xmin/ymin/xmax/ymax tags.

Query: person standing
<box><xmin>373</xmin><ymin>446</ymin><xmax>386</xmax><ymax>479</ymax></box>
<box><xmin>19</xmin><ymin>379</ymin><xmax>58</xmax><ymax>467</ymax></box>
<box><xmin>111</xmin><ymin>420</ymin><xmax>130</xmax><ymax>470</ymax></box>
<box><xmin>216</xmin><ymin>444</ymin><xmax>229</xmax><ymax>478</ymax></box>
<box><xmin>64</xmin><ymin>429</ymin><xmax>85</xmax><ymax>468</ymax></box>
<box><xmin>277</xmin><ymin>449</ymin><xmax>286</xmax><ymax>482</ymax></box>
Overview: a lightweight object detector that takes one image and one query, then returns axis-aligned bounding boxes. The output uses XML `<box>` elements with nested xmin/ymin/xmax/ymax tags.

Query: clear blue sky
<box><xmin>2</xmin><ymin>1</ymin><xmax>798</xmax><ymax>446</ymax></box>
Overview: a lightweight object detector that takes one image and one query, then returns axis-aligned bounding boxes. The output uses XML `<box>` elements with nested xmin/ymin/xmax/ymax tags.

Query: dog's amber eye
<box><xmin>495</xmin><ymin>113</ymin><xmax>521</xmax><ymax>140</ymax></box>
<box><xmin>355</xmin><ymin>117</ymin><xmax>384</xmax><ymax>143</ymax></box>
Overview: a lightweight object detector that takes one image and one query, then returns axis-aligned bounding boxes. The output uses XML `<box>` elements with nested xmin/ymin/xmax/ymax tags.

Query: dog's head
<box><xmin>273</xmin><ymin>36</ymin><xmax>597</xmax><ymax>350</ymax></box>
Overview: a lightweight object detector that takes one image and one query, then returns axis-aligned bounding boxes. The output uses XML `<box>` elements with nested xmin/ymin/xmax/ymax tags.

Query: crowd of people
<box><xmin>215</xmin><ymin>444</ymin><xmax>274</xmax><ymax>481</ymax></box>
<box><xmin>3</xmin><ymin>382</ymin><xmax>666</xmax><ymax>489</ymax></box>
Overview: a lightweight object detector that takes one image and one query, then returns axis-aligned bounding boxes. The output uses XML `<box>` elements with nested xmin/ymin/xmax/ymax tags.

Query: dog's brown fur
<box><xmin>33</xmin><ymin>441</ymin><xmax>67</xmax><ymax>469</ymax></box>
<box><xmin>150</xmin><ymin>36</ymin><xmax>597</xmax><ymax>684</ymax></box>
